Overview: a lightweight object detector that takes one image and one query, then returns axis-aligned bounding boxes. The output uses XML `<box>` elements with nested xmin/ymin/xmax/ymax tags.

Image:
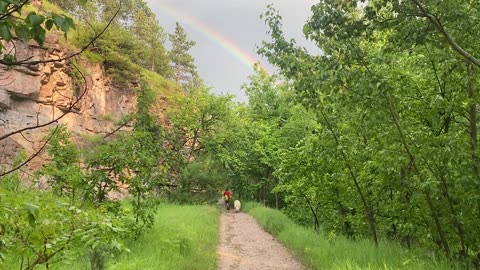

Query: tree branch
<box><xmin>0</xmin><ymin>62</ymin><xmax>88</xmax><ymax>142</ymax></box>
<box><xmin>0</xmin><ymin>126</ymin><xmax>59</xmax><ymax>177</ymax></box>
<box><xmin>0</xmin><ymin>62</ymin><xmax>88</xmax><ymax>177</ymax></box>
<box><xmin>411</xmin><ymin>0</ymin><xmax>480</xmax><ymax>68</ymax></box>
<box><xmin>103</xmin><ymin>116</ymin><xmax>133</xmax><ymax>139</ymax></box>
<box><xmin>0</xmin><ymin>0</ymin><xmax>29</xmax><ymax>21</ymax></box>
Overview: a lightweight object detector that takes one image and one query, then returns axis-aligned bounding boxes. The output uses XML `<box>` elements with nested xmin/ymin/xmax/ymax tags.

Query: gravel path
<box><xmin>217</xmin><ymin>210</ymin><xmax>306</xmax><ymax>270</ymax></box>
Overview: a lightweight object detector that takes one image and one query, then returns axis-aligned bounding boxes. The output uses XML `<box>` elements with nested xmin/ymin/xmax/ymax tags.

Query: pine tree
<box><xmin>168</xmin><ymin>22</ymin><xmax>198</xmax><ymax>90</ymax></box>
<box><xmin>130</xmin><ymin>0</ymin><xmax>171</xmax><ymax>76</ymax></box>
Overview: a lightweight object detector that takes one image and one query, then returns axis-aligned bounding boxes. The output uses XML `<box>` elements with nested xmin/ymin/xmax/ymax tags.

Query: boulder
<box><xmin>0</xmin><ymin>72</ymin><xmax>41</xmax><ymax>99</ymax></box>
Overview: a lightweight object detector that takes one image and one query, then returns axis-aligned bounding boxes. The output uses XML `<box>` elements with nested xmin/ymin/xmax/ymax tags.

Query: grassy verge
<box><xmin>30</xmin><ymin>204</ymin><xmax>219</xmax><ymax>270</ymax></box>
<box><xmin>243</xmin><ymin>202</ymin><xmax>460</xmax><ymax>270</ymax></box>
<box><xmin>108</xmin><ymin>204</ymin><xmax>220</xmax><ymax>270</ymax></box>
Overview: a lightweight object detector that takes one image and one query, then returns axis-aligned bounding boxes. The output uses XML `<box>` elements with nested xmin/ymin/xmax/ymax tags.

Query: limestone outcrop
<box><xmin>0</xmin><ymin>34</ymin><xmax>137</xmax><ymax>171</ymax></box>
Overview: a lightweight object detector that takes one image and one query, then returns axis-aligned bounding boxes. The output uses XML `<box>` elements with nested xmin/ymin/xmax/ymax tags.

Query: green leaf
<box><xmin>0</xmin><ymin>23</ymin><xmax>12</xmax><ymax>42</ymax></box>
<box><xmin>15</xmin><ymin>24</ymin><xmax>30</xmax><ymax>41</ymax></box>
<box><xmin>66</xmin><ymin>17</ymin><xmax>75</xmax><ymax>31</ymax></box>
<box><xmin>45</xmin><ymin>19</ymin><xmax>54</xmax><ymax>31</ymax></box>
<box><xmin>24</xmin><ymin>202</ymin><xmax>39</xmax><ymax>216</ymax></box>
<box><xmin>31</xmin><ymin>26</ymin><xmax>46</xmax><ymax>46</ymax></box>
<box><xmin>27</xmin><ymin>12</ymin><xmax>45</xmax><ymax>26</ymax></box>
<box><xmin>27</xmin><ymin>213</ymin><xmax>36</xmax><ymax>227</ymax></box>
<box><xmin>0</xmin><ymin>2</ymin><xmax>8</xmax><ymax>13</ymax></box>
<box><xmin>24</xmin><ymin>202</ymin><xmax>39</xmax><ymax>227</ymax></box>
<box><xmin>2</xmin><ymin>54</ymin><xmax>16</xmax><ymax>64</ymax></box>
<box><xmin>52</xmin><ymin>15</ymin><xmax>66</xmax><ymax>31</ymax></box>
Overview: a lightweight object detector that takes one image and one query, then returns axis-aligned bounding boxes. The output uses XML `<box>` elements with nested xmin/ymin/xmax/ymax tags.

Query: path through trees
<box><xmin>217</xmin><ymin>210</ymin><xmax>305</xmax><ymax>270</ymax></box>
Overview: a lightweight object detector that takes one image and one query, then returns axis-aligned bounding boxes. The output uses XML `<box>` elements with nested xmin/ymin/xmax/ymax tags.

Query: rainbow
<box><xmin>154</xmin><ymin>3</ymin><xmax>267</xmax><ymax>72</ymax></box>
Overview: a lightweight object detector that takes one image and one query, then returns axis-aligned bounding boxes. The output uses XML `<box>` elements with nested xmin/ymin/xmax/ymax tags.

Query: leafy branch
<box><xmin>411</xmin><ymin>0</ymin><xmax>480</xmax><ymax>67</ymax></box>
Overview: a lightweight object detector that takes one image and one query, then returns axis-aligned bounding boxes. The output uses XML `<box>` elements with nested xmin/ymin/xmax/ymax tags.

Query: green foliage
<box><xmin>169</xmin><ymin>22</ymin><xmax>198</xmax><ymax>90</ymax></box>
<box><xmin>72</xmin><ymin>22</ymin><xmax>143</xmax><ymax>86</ymax></box>
<box><xmin>214</xmin><ymin>66</ymin><xmax>318</xmax><ymax>208</ymax></box>
<box><xmin>85</xmin><ymin>83</ymin><xmax>165</xmax><ymax>228</ymax></box>
<box><xmin>165</xmin><ymin>86</ymin><xmax>234</xmax><ymax>194</ymax></box>
<box><xmin>196</xmin><ymin>1</ymin><xmax>480</xmax><ymax>267</ymax></box>
<box><xmin>171</xmin><ymin>157</ymin><xmax>227</xmax><ymax>204</ymax></box>
<box><xmin>53</xmin><ymin>0</ymin><xmax>171</xmax><ymax>85</ymax></box>
<box><xmin>0</xmin><ymin>180</ymin><xmax>130</xmax><ymax>270</ymax></box>
<box><xmin>141</xmin><ymin>69</ymin><xmax>180</xmax><ymax>97</ymax></box>
<box><xmin>2</xmin><ymin>82</ymin><xmax>167</xmax><ymax>268</ymax></box>
<box><xmin>0</xmin><ymin>0</ymin><xmax>76</xmax><ymax>63</ymax></box>
<box><xmin>38</xmin><ymin>125</ymin><xmax>85</xmax><ymax>200</ymax></box>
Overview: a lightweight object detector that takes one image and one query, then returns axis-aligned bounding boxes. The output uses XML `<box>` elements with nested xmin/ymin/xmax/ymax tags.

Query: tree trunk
<box><xmin>384</xmin><ymin>93</ymin><xmax>451</xmax><ymax>256</ymax></box>
<box><xmin>466</xmin><ymin>61</ymin><xmax>480</xmax><ymax>250</ymax></box>
<box><xmin>308</xmin><ymin>203</ymin><xmax>320</xmax><ymax>231</ymax></box>
<box><xmin>275</xmin><ymin>192</ymin><xmax>279</xmax><ymax>209</ymax></box>
<box><xmin>151</xmin><ymin>55</ymin><xmax>155</xmax><ymax>71</ymax></box>
<box><xmin>319</xmin><ymin>109</ymin><xmax>379</xmax><ymax>246</ymax></box>
<box><xmin>176</xmin><ymin>64</ymin><xmax>182</xmax><ymax>84</ymax></box>
<box><xmin>440</xmin><ymin>173</ymin><xmax>466</xmax><ymax>256</ymax></box>
<box><xmin>136</xmin><ymin>188</ymin><xmax>141</xmax><ymax>224</ymax></box>
<box><xmin>188</xmin><ymin>128</ymin><xmax>199</xmax><ymax>162</ymax></box>
<box><xmin>467</xmin><ymin>62</ymin><xmax>479</xmax><ymax>177</ymax></box>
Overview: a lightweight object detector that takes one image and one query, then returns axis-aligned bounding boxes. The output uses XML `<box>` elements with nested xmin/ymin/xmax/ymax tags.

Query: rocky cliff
<box><xmin>0</xmin><ymin>33</ymin><xmax>137</xmax><ymax>171</ymax></box>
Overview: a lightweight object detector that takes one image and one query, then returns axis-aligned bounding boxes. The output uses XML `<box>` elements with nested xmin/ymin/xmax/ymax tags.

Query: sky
<box><xmin>145</xmin><ymin>0</ymin><xmax>318</xmax><ymax>102</ymax></box>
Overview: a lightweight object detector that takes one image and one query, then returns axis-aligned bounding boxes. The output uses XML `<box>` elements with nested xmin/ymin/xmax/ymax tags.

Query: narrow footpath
<box><xmin>217</xmin><ymin>209</ymin><xmax>306</xmax><ymax>270</ymax></box>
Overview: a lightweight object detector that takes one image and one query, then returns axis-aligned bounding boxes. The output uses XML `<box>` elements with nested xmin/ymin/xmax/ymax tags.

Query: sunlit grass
<box><xmin>243</xmin><ymin>202</ymin><xmax>460</xmax><ymax>270</ymax></box>
<box><xmin>141</xmin><ymin>69</ymin><xmax>181</xmax><ymax>98</ymax></box>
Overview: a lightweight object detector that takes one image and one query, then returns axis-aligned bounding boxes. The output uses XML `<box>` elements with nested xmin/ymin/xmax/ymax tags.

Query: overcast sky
<box><xmin>146</xmin><ymin>1</ymin><xmax>318</xmax><ymax>102</ymax></box>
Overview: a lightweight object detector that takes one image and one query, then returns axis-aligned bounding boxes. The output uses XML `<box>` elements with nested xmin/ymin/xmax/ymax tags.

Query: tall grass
<box><xmin>243</xmin><ymin>202</ymin><xmax>460</xmax><ymax>270</ymax></box>
<box><xmin>108</xmin><ymin>204</ymin><xmax>220</xmax><ymax>270</ymax></box>
<box><xmin>43</xmin><ymin>204</ymin><xmax>219</xmax><ymax>270</ymax></box>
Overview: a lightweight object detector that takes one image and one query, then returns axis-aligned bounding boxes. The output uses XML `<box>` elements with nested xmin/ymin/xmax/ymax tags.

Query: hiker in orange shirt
<box><xmin>223</xmin><ymin>188</ymin><xmax>231</xmax><ymax>210</ymax></box>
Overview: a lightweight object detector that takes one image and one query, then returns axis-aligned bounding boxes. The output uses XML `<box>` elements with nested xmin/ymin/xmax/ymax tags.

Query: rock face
<box><xmin>0</xmin><ymin>34</ymin><xmax>137</xmax><ymax>170</ymax></box>
<box><xmin>1</xmin><ymin>69</ymin><xmax>41</xmax><ymax>98</ymax></box>
<box><xmin>0</xmin><ymin>90</ymin><xmax>10</xmax><ymax>109</ymax></box>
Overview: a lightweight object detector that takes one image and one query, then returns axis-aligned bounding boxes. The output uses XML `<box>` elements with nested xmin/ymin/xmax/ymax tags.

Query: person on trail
<box><xmin>223</xmin><ymin>188</ymin><xmax>231</xmax><ymax>210</ymax></box>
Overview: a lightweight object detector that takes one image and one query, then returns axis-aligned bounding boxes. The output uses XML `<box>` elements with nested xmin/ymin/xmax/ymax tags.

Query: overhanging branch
<box><xmin>411</xmin><ymin>0</ymin><xmax>480</xmax><ymax>68</ymax></box>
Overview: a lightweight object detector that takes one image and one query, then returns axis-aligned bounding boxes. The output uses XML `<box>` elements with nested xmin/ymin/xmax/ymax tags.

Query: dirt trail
<box><xmin>217</xmin><ymin>209</ymin><xmax>306</xmax><ymax>270</ymax></box>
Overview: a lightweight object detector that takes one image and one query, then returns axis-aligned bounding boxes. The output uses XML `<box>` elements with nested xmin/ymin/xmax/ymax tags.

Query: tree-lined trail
<box><xmin>217</xmin><ymin>210</ymin><xmax>305</xmax><ymax>270</ymax></box>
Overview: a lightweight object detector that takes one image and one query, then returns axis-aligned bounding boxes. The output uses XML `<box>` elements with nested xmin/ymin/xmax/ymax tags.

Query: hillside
<box><xmin>0</xmin><ymin>0</ymin><xmax>180</xmax><ymax>174</ymax></box>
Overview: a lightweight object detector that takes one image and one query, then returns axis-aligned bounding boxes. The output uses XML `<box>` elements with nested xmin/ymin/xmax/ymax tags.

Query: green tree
<box><xmin>169</xmin><ymin>22</ymin><xmax>198</xmax><ymax>90</ymax></box>
<box><xmin>257</xmin><ymin>1</ymin><xmax>480</xmax><ymax>264</ymax></box>
<box><xmin>39</xmin><ymin>126</ymin><xmax>85</xmax><ymax>203</ymax></box>
<box><xmin>164</xmin><ymin>85</ymin><xmax>234</xmax><ymax>202</ymax></box>
<box><xmin>129</xmin><ymin>0</ymin><xmax>171</xmax><ymax>76</ymax></box>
